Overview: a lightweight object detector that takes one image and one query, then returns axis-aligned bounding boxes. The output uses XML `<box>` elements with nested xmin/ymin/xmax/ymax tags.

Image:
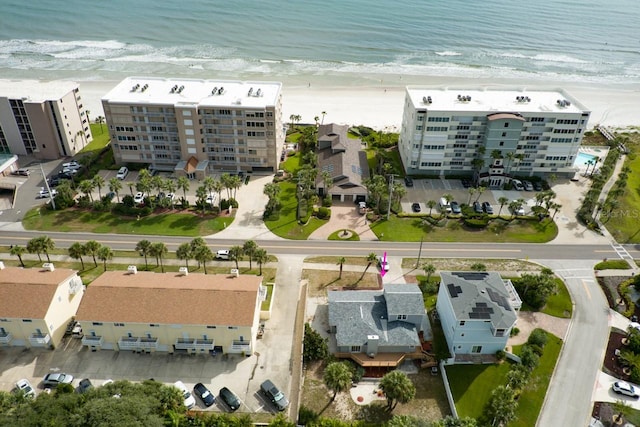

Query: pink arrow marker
<box><xmin>380</xmin><ymin>251</ymin><xmax>388</xmax><ymax>278</ymax></box>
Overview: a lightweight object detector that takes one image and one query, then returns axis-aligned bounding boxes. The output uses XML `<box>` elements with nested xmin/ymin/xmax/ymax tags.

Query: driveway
<box><xmin>308</xmin><ymin>203</ymin><xmax>377</xmax><ymax>241</ymax></box>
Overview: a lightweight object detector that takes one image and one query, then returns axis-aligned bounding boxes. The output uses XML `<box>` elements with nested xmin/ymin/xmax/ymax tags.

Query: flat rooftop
<box><xmin>406</xmin><ymin>87</ymin><xmax>589</xmax><ymax>115</ymax></box>
<box><xmin>102</xmin><ymin>76</ymin><xmax>281</xmax><ymax>108</ymax></box>
<box><xmin>0</xmin><ymin>79</ymin><xmax>79</xmax><ymax>102</ymax></box>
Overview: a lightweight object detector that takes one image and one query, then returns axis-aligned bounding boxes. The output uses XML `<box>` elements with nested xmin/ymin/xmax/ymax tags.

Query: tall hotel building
<box><xmin>0</xmin><ymin>80</ymin><xmax>92</xmax><ymax>159</ymax></box>
<box><xmin>399</xmin><ymin>88</ymin><xmax>590</xmax><ymax>186</ymax></box>
<box><xmin>102</xmin><ymin>77</ymin><xmax>284</xmax><ymax>177</ymax></box>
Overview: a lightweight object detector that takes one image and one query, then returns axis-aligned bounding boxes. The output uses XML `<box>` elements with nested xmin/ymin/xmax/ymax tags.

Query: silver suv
<box><xmin>260</xmin><ymin>379</ymin><xmax>289</xmax><ymax>411</ymax></box>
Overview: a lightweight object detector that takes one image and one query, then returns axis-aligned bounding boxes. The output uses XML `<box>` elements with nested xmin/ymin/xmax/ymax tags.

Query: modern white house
<box><xmin>75</xmin><ymin>270</ymin><xmax>264</xmax><ymax>355</ymax></box>
<box><xmin>399</xmin><ymin>88</ymin><xmax>591</xmax><ymax>186</ymax></box>
<box><xmin>102</xmin><ymin>77</ymin><xmax>284</xmax><ymax>178</ymax></box>
<box><xmin>0</xmin><ymin>263</ymin><xmax>85</xmax><ymax>349</ymax></box>
<box><xmin>0</xmin><ymin>80</ymin><xmax>92</xmax><ymax>159</ymax></box>
<box><xmin>328</xmin><ymin>284</ymin><xmax>431</xmax><ymax>367</ymax></box>
<box><xmin>436</xmin><ymin>271</ymin><xmax>521</xmax><ymax>362</ymax></box>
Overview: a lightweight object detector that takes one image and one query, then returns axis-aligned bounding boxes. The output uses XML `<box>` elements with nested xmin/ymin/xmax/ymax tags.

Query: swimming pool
<box><xmin>574</xmin><ymin>151</ymin><xmax>598</xmax><ymax>166</ymax></box>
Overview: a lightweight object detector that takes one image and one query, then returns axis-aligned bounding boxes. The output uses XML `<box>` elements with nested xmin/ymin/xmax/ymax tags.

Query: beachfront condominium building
<box><xmin>0</xmin><ymin>80</ymin><xmax>92</xmax><ymax>160</ymax></box>
<box><xmin>102</xmin><ymin>77</ymin><xmax>284</xmax><ymax>178</ymax></box>
<box><xmin>399</xmin><ymin>88</ymin><xmax>591</xmax><ymax>186</ymax></box>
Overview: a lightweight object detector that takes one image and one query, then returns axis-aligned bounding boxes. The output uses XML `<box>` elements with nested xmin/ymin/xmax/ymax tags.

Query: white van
<box><xmin>439</xmin><ymin>197</ymin><xmax>452</xmax><ymax>213</ymax></box>
<box><xmin>116</xmin><ymin>166</ymin><xmax>129</xmax><ymax>180</ymax></box>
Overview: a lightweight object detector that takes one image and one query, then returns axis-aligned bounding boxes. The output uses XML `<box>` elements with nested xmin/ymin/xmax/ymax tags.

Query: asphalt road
<box><xmin>0</xmin><ymin>229</ymin><xmax>628</xmax><ymax>261</ymax></box>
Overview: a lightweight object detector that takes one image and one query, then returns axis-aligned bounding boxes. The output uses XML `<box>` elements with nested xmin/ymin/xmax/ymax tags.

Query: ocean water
<box><xmin>0</xmin><ymin>0</ymin><xmax>638</xmax><ymax>85</ymax></box>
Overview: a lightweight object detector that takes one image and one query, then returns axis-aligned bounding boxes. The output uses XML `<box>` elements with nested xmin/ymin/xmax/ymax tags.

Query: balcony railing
<box><xmin>229</xmin><ymin>341</ymin><xmax>251</xmax><ymax>353</ymax></box>
<box><xmin>174</xmin><ymin>338</ymin><xmax>215</xmax><ymax>351</ymax></box>
<box><xmin>28</xmin><ymin>333</ymin><xmax>51</xmax><ymax>347</ymax></box>
<box><xmin>82</xmin><ymin>335</ymin><xmax>104</xmax><ymax>347</ymax></box>
<box><xmin>118</xmin><ymin>336</ymin><xmax>158</xmax><ymax>351</ymax></box>
<box><xmin>0</xmin><ymin>331</ymin><xmax>12</xmax><ymax>344</ymax></box>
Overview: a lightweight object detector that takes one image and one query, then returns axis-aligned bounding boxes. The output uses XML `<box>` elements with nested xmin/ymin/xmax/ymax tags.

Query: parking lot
<box><xmin>400</xmin><ymin>178</ymin><xmax>541</xmax><ymax>215</ymax></box>
<box><xmin>0</xmin><ymin>333</ymin><xmax>290</xmax><ymax>414</ymax></box>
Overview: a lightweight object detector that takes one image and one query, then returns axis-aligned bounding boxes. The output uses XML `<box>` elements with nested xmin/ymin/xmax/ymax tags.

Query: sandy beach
<box><xmin>76</xmin><ymin>74</ymin><xmax>640</xmax><ymax>132</ymax></box>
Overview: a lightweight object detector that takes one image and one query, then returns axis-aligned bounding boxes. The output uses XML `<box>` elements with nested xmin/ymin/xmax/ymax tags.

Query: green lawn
<box><xmin>79</xmin><ymin>123</ymin><xmax>111</xmax><ymax>154</ymax></box>
<box><xmin>594</xmin><ymin>259</ymin><xmax>632</xmax><ymax>270</ymax></box>
<box><xmin>510</xmin><ymin>332</ymin><xmax>562</xmax><ymax>427</ymax></box>
<box><xmin>365</xmin><ymin>146</ymin><xmax>404</xmax><ymax>176</ymax></box>
<box><xmin>446</xmin><ymin>363</ymin><xmax>512</xmax><ymax>419</ymax></box>
<box><xmin>23</xmin><ymin>206</ymin><xmax>230</xmax><ymax>236</ymax></box>
<box><xmin>540</xmin><ymin>278</ymin><xmax>573</xmax><ymax>318</ymax></box>
<box><xmin>369</xmin><ymin>216</ymin><xmax>557</xmax><ymax>243</ymax></box>
<box><xmin>264</xmin><ymin>181</ymin><xmax>327</xmax><ymax>239</ymax></box>
<box><xmin>602</xmin><ymin>133</ymin><xmax>640</xmax><ymax>242</ymax></box>
<box><xmin>261</xmin><ymin>283</ymin><xmax>273</xmax><ymax>311</ymax></box>
<box><xmin>280</xmin><ymin>152</ymin><xmax>302</xmax><ymax>175</ymax></box>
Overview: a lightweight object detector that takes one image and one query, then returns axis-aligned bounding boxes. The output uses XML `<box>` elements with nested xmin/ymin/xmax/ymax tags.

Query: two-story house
<box><xmin>0</xmin><ymin>263</ymin><xmax>84</xmax><ymax>349</ymax></box>
<box><xmin>436</xmin><ymin>271</ymin><xmax>521</xmax><ymax>361</ymax></box>
<box><xmin>328</xmin><ymin>284</ymin><xmax>430</xmax><ymax>367</ymax></box>
<box><xmin>75</xmin><ymin>270</ymin><xmax>264</xmax><ymax>355</ymax></box>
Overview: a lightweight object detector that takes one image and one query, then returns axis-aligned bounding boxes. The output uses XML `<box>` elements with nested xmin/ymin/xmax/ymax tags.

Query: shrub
<box><xmin>470</xmin><ymin>263</ymin><xmax>487</xmax><ymax>271</ymax></box>
<box><xmin>510</xmin><ymin>327</ymin><xmax>520</xmax><ymax>337</ymax></box>
<box><xmin>220</xmin><ymin>199</ymin><xmax>231</xmax><ymax>210</ymax></box>
<box><xmin>228</xmin><ymin>198</ymin><xmax>239</xmax><ymax>208</ymax></box>
<box><xmin>297</xmin><ymin>406</ymin><xmax>319</xmax><ymax>425</ymax></box>
<box><xmin>180</xmin><ymin>198</ymin><xmax>189</xmax><ymax>209</ymax></box>
<box><xmin>495</xmin><ymin>350</ymin><xmax>506</xmax><ymax>361</ymax></box>
<box><xmin>76</xmin><ymin>195</ymin><xmax>92</xmax><ymax>209</ymax></box>
<box><xmin>316</xmin><ymin>206</ymin><xmax>331</xmax><ymax>219</ymax></box>
<box><xmin>520</xmin><ymin>345</ymin><xmax>540</xmax><ymax>370</ymax></box>
<box><xmin>122</xmin><ymin>194</ymin><xmax>134</xmax><ymax>208</ymax></box>
<box><xmin>303</xmin><ymin>323</ymin><xmax>328</xmax><ymax>363</ymax></box>
<box><xmin>322</xmin><ymin>197</ymin><xmax>332</xmax><ymax>207</ymax></box>
<box><xmin>527</xmin><ymin>329</ymin><xmax>548</xmax><ymax>348</ymax></box>
<box><xmin>464</xmin><ymin>218</ymin><xmax>489</xmax><ymax>228</ymax></box>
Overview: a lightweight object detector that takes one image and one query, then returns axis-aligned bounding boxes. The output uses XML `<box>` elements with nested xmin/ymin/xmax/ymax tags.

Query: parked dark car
<box><xmin>411</xmin><ymin>203</ymin><xmax>421</xmax><ymax>213</ymax></box>
<box><xmin>404</xmin><ymin>177</ymin><xmax>414</xmax><ymax>187</ymax></box>
<box><xmin>219</xmin><ymin>387</ymin><xmax>241</xmax><ymax>411</ymax></box>
<box><xmin>533</xmin><ymin>181</ymin><xmax>543</xmax><ymax>191</ymax></box>
<box><xmin>450</xmin><ymin>201</ymin><xmax>461</xmax><ymax>214</ymax></box>
<box><xmin>482</xmin><ymin>202</ymin><xmax>494</xmax><ymax>214</ymax></box>
<box><xmin>472</xmin><ymin>201</ymin><xmax>483</xmax><ymax>214</ymax></box>
<box><xmin>193</xmin><ymin>383</ymin><xmax>215</xmax><ymax>407</ymax></box>
<box><xmin>461</xmin><ymin>179</ymin><xmax>472</xmax><ymax>188</ymax></box>
<box><xmin>78</xmin><ymin>379</ymin><xmax>93</xmax><ymax>394</ymax></box>
<box><xmin>261</xmin><ymin>380</ymin><xmax>289</xmax><ymax>411</ymax></box>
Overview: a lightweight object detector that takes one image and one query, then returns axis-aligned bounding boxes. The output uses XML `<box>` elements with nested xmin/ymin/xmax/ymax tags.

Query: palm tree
<box><xmin>164</xmin><ymin>178</ymin><xmax>177</xmax><ymax>208</ymax></box>
<box><xmin>150</xmin><ymin>242</ymin><xmax>168</xmax><ymax>272</ymax></box>
<box><xmin>551</xmin><ymin>203</ymin><xmax>562</xmax><ymax>220</ymax></box>
<box><xmin>321</xmin><ymin>111</ymin><xmax>327</xmax><ymax>125</ymax></box>
<box><xmin>108</xmin><ymin>177</ymin><xmax>123</xmax><ymax>203</ymax></box>
<box><xmin>96</xmin><ymin>115</ymin><xmax>105</xmax><ymax>133</ymax></box>
<box><xmin>189</xmin><ymin>237</ymin><xmax>207</xmax><ymax>269</ymax></box>
<box><xmin>243</xmin><ymin>240</ymin><xmax>258</xmax><ymax>270</ymax></box>
<box><xmin>497</xmin><ymin>196</ymin><xmax>509</xmax><ymax>216</ymax></box>
<box><xmin>92</xmin><ymin>175</ymin><xmax>105</xmax><ymax>199</ymax></box>
<box><xmin>379</xmin><ymin>370</ymin><xmax>416</xmax><ymax>412</ymax></box>
<box><xmin>362</xmin><ymin>252</ymin><xmax>377</xmax><ymax>279</ymax></box>
<box><xmin>97</xmin><ymin>246</ymin><xmax>113</xmax><ymax>271</ymax></box>
<box><xmin>337</xmin><ymin>257</ymin><xmax>346</xmax><ymax>279</ymax></box>
<box><xmin>68</xmin><ymin>242</ymin><xmax>86</xmax><ymax>270</ymax></box>
<box><xmin>84</xmin><ymin>240</ymin><xmax>101</xmax><ymax>267</ymax></box>
<box><xmin>423</xmin><ymin>263</ymin><xmax>436</xmax><ymax>282</ymax></box>
<box><xmin>467</xmin><ymin>187</ymin><xmax>476</xmax><ymax>205</ymax></box>
<box><xmin>10</xmin><ymin>245</ymin><xmax>26</xmax><ymax>267</ymax></box>
<box><xmin>26</xmin><ymin>237</ymin><xmax>43</xmax><ymax>262</ymax></box>
<box><xmin>176</xmin><ymin>243</ymin><xmax>192</xmax><ymax>269</ymax></box>
<box><xmin>314</xmin><ymin>116</ymin><xmax>319</xmax><ymax>126</ymax></box>
<box><xmin>505</xmin><ymin>151</ymin><xmax>515</xmax><ymax>175</ymax></box>
<box><xmin>229</xmin><ymin>245</ymin><xmax>244</xmax><ymax>270</ymax></box>
<box><xmin>426</xmin><ymin>200</ymin><xmax>436</xmax><ymax>216</ymax></box>
<box><xmin>75</xmin><ymin>130</ymin><xmax>86</xmax><ymax>150</ymax></box>
<box><xmin>79</xmin><ymin>179</ymin><xmax>95</xmax><ymax>202</ymax></box>
<box><xmin>254</xmin><ymin>248</ymin><xmax>269</xmax><ymax>276</ymax></box>
<box><xmin>196</xmin><ymin>185</ymin><xmax>208</xmax><ymax>215</ymax></box>
<box><xmin>135</xmin><ymin>239</ymin><xmax>152</xmax><ymax>269</ymax></box>
<box><xmin>39</xmin><ymin>236</ymin><xmax>55</xmax><ymax>263</ymax></box>
<box><xmin>211</xmin><ymin>178</ymin><xmax>223</xmax><ymax>211</ymax></box>
<box><xmin>323</xmin><ymin>362</ymin><xmax>352</xmax><ymax>402</ymax></box>
<box><xmin>127</xmin><ymin>181</ymin><xmax>135</xmax><ymax>196</ymax></box>
<box><xmin>193</xmin><ymin>245</ymin><xmax>213</xmax><ymax>274</ymax></box>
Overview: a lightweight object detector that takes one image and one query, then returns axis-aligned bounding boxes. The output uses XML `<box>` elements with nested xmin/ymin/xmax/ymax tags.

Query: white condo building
<box><xmin>102</xmin><ymin>77</ymin><xmax>284</xmax><ymax>178</ymax></box>
<box><xmin>399</xmin><ymin>88</ymin><xmax>590</xmax><ymax>186</ymax></box>
<box><xmin>0</xmin><ymin>80</ymin><xmax>92</xmax><ymax>160</ymax></box>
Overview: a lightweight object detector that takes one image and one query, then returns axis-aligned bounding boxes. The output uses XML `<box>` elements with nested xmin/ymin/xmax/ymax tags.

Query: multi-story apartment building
<box><xmin>399</xmin><ymin>88</ymin><xmax>591</xmax><ymax>186</ymax></box>
<box><xmin>0</xmin><ymin>80</ymin><xmax>92</xmax><ymax>159</ymax></box>
<box><xmin>102</xmin><ymin>77</ymin><xmax>284</xmax><ymax>178</ymax></box>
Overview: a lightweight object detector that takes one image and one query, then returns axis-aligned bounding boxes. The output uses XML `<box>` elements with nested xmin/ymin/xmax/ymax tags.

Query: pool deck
<box><xmin>574</xmin><ymin>145</ymin><xmax>610</xmax><ymax>171</ymax></box>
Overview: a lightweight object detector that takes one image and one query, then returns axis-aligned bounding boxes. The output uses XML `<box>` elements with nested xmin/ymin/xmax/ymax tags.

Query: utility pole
<box><xmin>40</xmin><ymin>163</ymin><xmax>56</xmax><ymax>210</ymax></box>
<box><xmin>416</xmin><ymin>236</ymin><xmax>424</xmax><ymax>268</ymax></box>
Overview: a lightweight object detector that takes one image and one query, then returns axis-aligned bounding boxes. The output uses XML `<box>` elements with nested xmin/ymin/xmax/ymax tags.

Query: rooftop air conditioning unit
<box><xmin>212</xmin><ymin>87</ymin><xmax>218</xmax><ymax>95</ymax></box>
<box><xmin>218</xmin><ymin>87</ymin><xmax>224</xmax><ymax>95</ymax></box>
<box><xmin>0</xmin><ymin>261</ymin><xmax>4</xmax><ymax>269</ymax></box>
<box><xmin>256</xmin><ymin>88</ymin><xmax>262</xmax><ymax>96</ymax></box>
<box><xmin>179</xmin><ymin>267</ymin><xmax>188</xmax><ymax>276</ymax></box>
<box><xmin>42</xmin><ymin>263</ymin><xmax>54</xmax><ymax>272</ymax></box>
<box><xmin>248</xmin><ymin>87</ymin><xmax>253</xmax><ymax>96</ymax></box>
<box><xmin>127</xmin><ymin>265</ymin><xmax>137</xmax><ymax>275</ymax></box>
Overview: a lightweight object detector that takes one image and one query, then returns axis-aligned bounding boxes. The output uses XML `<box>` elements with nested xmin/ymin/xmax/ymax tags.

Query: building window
<box><xmin>206</xmin><ymin>325</ymin><xmax>217</xmax><ymax>329</ymax></box>
<box><xmin>504</xmin><ymin>123</ymin><xmax>509</xmax><ymax>128</ymax></box>
<box><xmin>459</xmin><ymin>321</ymin><xmax>465</xmax><ymax>326</ymax></box>
<box><xmin>150</xmin><ymin>324</ymin><xmax>159</xmax><ymax>327</ymax></box>
<box><xmin>471</xmin><ymin>345</ymin><xmax>483</xmax><ymax>353</ymax></box>
<box><xmin>92</xmin><ymin>322</ymin><xmax>103</xmax><ymax>326</ymax></box>
<box><xmin>495</xmin><ymin>329</ymin><xmax>506</xmax><ymax>337</ymax></box>
<box><xmin>351</xmin><ymin>346</ymin><xmax>361</xmax><ymax>352</ymax></box>
<box><xmin>499</xmin><ymin>141</ymin><xmax>504</xmax><ymax>146</ymax></box>
<box><xmin>114</xmin><ymin>323</ymin><xmax>125</xmax><ymax>327</ymax></box>
<box><xmin>396</xmin><ymin>315</ymin><xmax>407</xmax><ymax>320</ymax></box>
<box><xmin>502</xmin><ymin>132</ymin><xmax>507</xmax><ymax>137</ymax></box>
<box><xmin>22</xmin><ymin>319</ymin><xmax>32</xmax><ymax>323</ymax></box>
<box><xmin>228</xmin><ymin>326</ymin><xmax>238</xmax><ymax>330</ymax></box>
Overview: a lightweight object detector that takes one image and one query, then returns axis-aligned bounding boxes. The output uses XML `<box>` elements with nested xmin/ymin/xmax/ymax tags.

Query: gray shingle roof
<box><xmin>328</xmin><ymin>285</ymin><xmax>423</xmax><ymax>348</ymax></box>
<box><xmin>316</xmin><ymin>123</ymin><xmax>369</xmax><ymax>191</ymax></box>
<box><xmin>440</xmin><ymin>271</ymin><xmax>517</xmax><ymax>329</ymax></box>
<box><xmin>384</xmin><ymin>284</ymin><xmax>425</xmax><ymax>316</ymax></box>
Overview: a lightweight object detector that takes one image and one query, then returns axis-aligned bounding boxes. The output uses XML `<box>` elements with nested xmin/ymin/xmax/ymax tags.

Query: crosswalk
<box><xmin>611</xmin><ymin>243</ymin><xmax>636</xmax><ymax>268</ymax></box>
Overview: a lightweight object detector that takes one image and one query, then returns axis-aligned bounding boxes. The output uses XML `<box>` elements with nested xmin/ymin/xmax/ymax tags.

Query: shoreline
<box><xmin>47</xmin><ymin>73</ymin><xmax>640</xmax><ymax>131</ymax></box>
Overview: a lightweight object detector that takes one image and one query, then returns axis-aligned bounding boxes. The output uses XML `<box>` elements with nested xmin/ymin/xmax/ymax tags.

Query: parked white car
<box><xmin>15</xmin><ymin>379</ymin><xmax>35</xmax><ymax>398</ymax></box>
<box><xmin>116</xmin><ymin>166</ymin><xmax>129</xmax><ymax>180</ymax></box>
<box><xmin>38</xmin><ymin>188</ymin><xmax>58</xmax><ymax>199</ymax></box>
<box><xmin>62</xmin><ymin>161</ymin><xmax>81</xmax><ymax>170</ymax></box>
<box><xmin>377</xmin><ymin>256</ymin><xmax>390</xmax><ymax>271</ymax></box>
<box><xmin>133</xmin><ymin>192</ymin><xmax>145</xmax><ymax>204</ymax></box>
<box><xmin>216</xmin><ymin>249</ymin><xmax>230</xmax><ymax>260</ymax></box>
<box><xmin>174</xmin><ymin>381</ymin><xmax>196</xmax><ymax>409</ymax></box>
<box><xmin>612</xmin><ymin>381</ymin><xmax>639</xmax><ymax>398</ymax></box>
